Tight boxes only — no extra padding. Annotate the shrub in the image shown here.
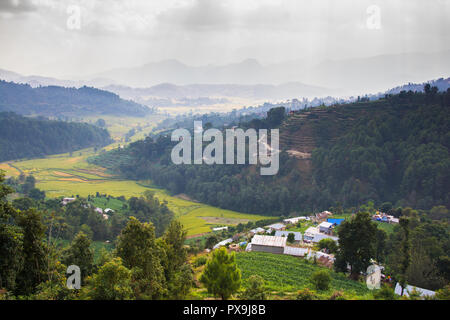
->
[329,290,346,300]
[296,288,317,300]
[372,285,397,300]
[240,275,267,300]
[193,256,208,268]
[310,270,331,291]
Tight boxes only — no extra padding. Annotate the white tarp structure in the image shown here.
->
[394,283,436,297]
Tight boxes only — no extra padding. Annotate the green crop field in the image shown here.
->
[235,251,371,298]
[1,136,268,236]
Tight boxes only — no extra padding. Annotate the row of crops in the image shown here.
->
[235,251,370,296]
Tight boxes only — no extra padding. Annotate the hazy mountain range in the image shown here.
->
[1,51,449,108]
[93,51,450,94]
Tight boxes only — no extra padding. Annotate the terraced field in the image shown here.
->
[1,146,267,236]
[235,251,371,298]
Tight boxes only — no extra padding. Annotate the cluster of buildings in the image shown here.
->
[60,197,112,220]
[246,234,335,266]
[372,212,399,224]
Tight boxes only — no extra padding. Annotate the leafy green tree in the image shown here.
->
[62,232,94,283]
[12,197,36,211]
[334,212,378,278]
[317,238,338,254]
[398,217,411,296]
[240,275,267,300]
[82,257,133,300]
[287,232,295,244]
[116,217,166,299]
[310,270,331,291]
[161,220,193,299]
[205,235,218,249]
[200,247,242,300]
[0,172,24,292]
[15,209,47,295]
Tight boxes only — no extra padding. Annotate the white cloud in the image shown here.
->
[0,0,449,77]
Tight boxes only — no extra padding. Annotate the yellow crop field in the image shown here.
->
[1,138,268,236]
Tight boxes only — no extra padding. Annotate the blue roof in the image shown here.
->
[327,218,345,226]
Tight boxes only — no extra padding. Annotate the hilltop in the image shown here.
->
[89,87,450,215]
[0,80,153,117]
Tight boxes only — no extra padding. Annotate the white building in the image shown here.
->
[394,283,436,298]
[318,221,334,234]
[213,238,233,250]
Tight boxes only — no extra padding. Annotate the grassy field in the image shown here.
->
[1,143,267,236]
[234,251,371,299]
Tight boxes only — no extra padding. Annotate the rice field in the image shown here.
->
[1,144,267,236]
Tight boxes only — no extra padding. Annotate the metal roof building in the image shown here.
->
[213,238,233,250]
[250,235,286,254]
[265,223,286,231]
[275,231,302,242]
[283,246,308,257]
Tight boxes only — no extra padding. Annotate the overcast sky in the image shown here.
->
[0,0,449,78]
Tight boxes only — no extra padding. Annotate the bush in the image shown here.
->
[436,285,450,300]
[372,285,397,300]
[310,270,331,291]
[296,288,317,300]
[193,256,208,268]
[329,290,346,300]
[240,275,267,300]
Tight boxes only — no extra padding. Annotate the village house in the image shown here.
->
[372,213,399,224]
[250,235,286,254]
[61,197,76,206]
[283,246,308,257]
[213,238,233,250]
[212,226,228,232]
[311,233,339,244]
[318,221,334,234]
[303,226,339,243]
[275,231,302,243]
[249,227,265,235]
[265,223,286,233]
[283,216,308,225]
[315,210,333,221]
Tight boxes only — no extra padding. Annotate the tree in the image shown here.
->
[240,275,267,300]
[334,212,378,278]
[0,172,24,292]
[317,238,338,254]
[310,270,331,291]
[116,217,166,299]
[15,209,47,295]
[398,217,411,296]
[161,220,193,299]
[200,247,242,300]
[62,231,94,283]
[82,258,133,300]
[287,232,295,244]
[28,188,45,201]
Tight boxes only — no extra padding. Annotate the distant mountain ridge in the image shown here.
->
[0,80,153,117]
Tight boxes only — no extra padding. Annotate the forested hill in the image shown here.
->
[0,80,153,117]
[89,87,450,216]
[0,112,113,162]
